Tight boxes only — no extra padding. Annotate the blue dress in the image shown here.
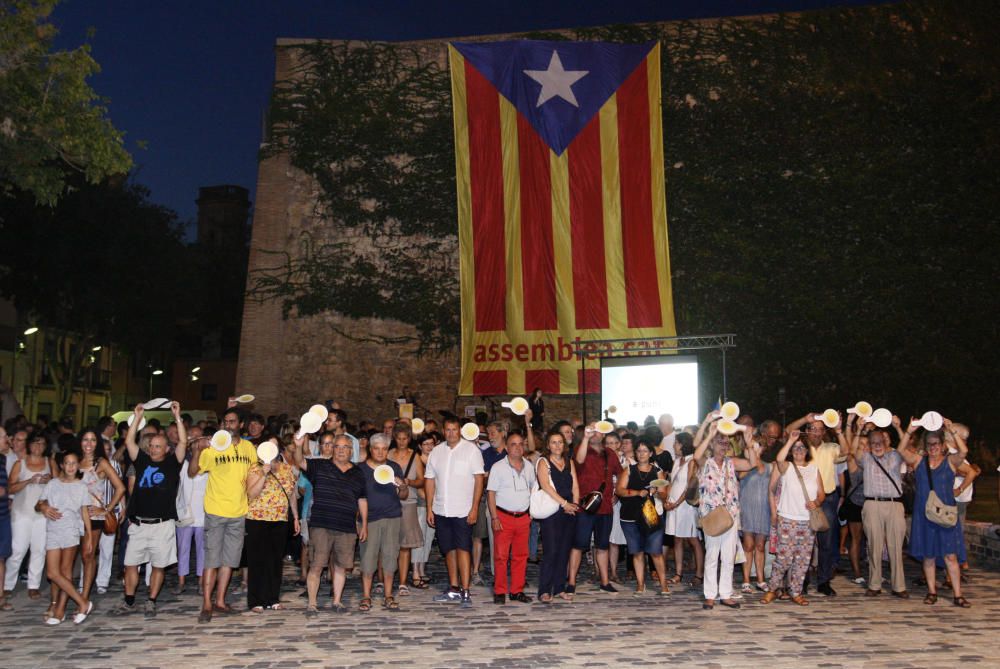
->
[909,458,963,560]
[739,463,771,536]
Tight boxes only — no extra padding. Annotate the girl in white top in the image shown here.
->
[36,451,94,625]
[762,431,825,606]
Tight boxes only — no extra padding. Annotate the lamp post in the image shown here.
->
[148,364,163,398]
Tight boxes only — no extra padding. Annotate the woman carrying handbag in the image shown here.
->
[761,430,825,606]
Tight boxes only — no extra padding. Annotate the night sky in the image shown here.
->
[51,0,891,232]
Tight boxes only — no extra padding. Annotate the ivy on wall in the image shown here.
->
[249,1,999,432]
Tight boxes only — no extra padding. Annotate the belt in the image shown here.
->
[497,507,529,518]
[864,497,899,502]
[129,516,167,525]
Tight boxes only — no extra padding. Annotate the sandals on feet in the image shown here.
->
[359,597,372,612]
[953,596,971,608]
[383,596,399,611]
[398,585,411,597]
[412,578,429,589]
[923,593,938,605]
[250,606,264,614]
[668,574,683,584]
[789,595,809,606]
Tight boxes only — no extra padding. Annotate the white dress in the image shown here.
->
[609,453,633,546]
[664,456,698,538]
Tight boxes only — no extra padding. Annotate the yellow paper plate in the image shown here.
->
[848,401,873,418]
[461,423,480,441]
[502,397,529,416]
[374,464,395,485]
[236,394,255,404]
[720,401,740,421]
[211,430,232,451]
[411,418,425,435]
[595,420,615,434]
[718,420,741,435]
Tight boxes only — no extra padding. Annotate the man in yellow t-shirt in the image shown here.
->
[189,406,256,622]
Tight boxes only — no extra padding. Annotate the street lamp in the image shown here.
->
[148,365,164,398]
[23,326,38,336]
[191,366,201,373]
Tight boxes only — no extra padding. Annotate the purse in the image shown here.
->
[923,458,958,528]
[529,458,561,520]
[682,458,700,506]
[792,464,829,532]
[91,492,118,536]
[581,451,610,515]
[700,460,734,537]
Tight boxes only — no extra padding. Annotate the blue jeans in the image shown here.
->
[816,489,840,585]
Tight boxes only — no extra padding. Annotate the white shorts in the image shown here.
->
[124,519,178,568]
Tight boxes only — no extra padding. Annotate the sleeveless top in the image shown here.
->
[619,463,662,522]
[398,451,418,506]
[11,458,51,517]
[543,457,573,501]
[81,462,108,520]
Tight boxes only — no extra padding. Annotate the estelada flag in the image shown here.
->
[449,40,676,396]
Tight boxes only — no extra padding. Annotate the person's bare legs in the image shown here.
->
[457,549,472,589]
[673,539,685,579]
[48,548,87,619]
[445,549,459,588]
[848,522,863,579]
[149,567,165,600]
[632,552,646,591]
[608,544,620,581]
[306,565,323,608]
[567,548,583,586]
[398,548,411,588]
[943,555,963,599]
[331,565,347,605]
[80,535,98,600]
[214,566,232,608]
[595,548,610,585]
[650,553,669,591]
[741,533,755,584]
[471,538,483,578]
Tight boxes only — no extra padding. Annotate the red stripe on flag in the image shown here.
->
[577,368,601,394]
[568,116,608,329]
[525,368,560,394]
[517,114,557,331]
[465,61,506,332]
[617,59,662,328]
[473,370,507,395]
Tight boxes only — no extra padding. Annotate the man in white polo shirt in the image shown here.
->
[486,430,534,605]
[425,417,485,608]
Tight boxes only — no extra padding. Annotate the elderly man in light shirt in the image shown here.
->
[486,430,535,605]
[425,417,485,608]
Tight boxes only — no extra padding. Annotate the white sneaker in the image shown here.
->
[97,586,108,595]
[852,576,866,585]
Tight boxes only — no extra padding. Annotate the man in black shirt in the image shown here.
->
[292,431,368,616]
[110,402,187,618]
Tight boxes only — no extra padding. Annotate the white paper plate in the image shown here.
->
[411,418,425,435]
[257,440,278,463]
[501,397,529,416]
[143,397,170,410]
[915,411,943,432]
[297,412,323,438]
[127,414,147,432]
[211,430,232,451]
[461,423,480,441]
[720,401,740,421]
[866,408,892,428]
[373,464,395,485]
[309,404,329,421]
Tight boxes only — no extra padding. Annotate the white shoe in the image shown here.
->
[44,616,64,626]
[73,601,94,624]
[97,586,108,595]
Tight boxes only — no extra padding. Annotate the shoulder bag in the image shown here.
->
[682,457,701,507]
[529,458,561,520]
[792,465,829,532]
[923,458,958,528]
[580,450,609,514]
[700,460,734,537]
[91,492,119,536]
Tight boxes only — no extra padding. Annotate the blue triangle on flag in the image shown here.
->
[452,40,656,156]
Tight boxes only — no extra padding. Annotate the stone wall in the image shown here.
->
[964,521,1000,570]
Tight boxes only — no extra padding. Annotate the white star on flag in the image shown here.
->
[524,50,588,108]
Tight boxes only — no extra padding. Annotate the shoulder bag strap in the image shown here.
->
[792,463,812,503]
[870,454,904,497]
[924,456,934,492]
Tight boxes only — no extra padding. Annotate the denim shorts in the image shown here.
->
[573,512,613,551]
[621,520,664,554]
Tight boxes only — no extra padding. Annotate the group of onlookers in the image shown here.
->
[0,396,984,626]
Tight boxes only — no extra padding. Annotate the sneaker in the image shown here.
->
[598,583,618,594]
[432,589,463,604]
[108,600,136,616]
[97,586,108,595]
[471,573,484,587]
[460,590,473,608]
[144,600,157,619]
[817,582,837,597]
[852,576,866,585]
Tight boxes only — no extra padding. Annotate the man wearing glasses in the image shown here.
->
[486,430,535,604]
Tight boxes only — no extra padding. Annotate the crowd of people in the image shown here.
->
[0,394,987,625]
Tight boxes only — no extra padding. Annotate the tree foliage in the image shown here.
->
[251,1,1000,432]
[0,0,132,205]
[0,179,185,416]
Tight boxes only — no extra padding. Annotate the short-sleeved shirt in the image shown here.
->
[128,451,182,520]
[810,441,842,494]
[486,456,536,513]
[482,446,506,474]
[360,461,403,522]
[247,462,297,522]
[198,438,257,518]
[859,450,905,499]
[425,440,485,518]
[40,478,88,536]
[304,459,366,533]
[575,447,622,515]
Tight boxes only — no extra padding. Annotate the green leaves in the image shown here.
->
[0,0,132,205]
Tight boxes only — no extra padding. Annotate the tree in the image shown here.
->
[0,179,185,418]
[0,0,132,205]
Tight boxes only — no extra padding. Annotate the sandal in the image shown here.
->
[691,575,704,586]
[359,597,372,612]
[373,583,384,596]
[789,595,809,606]
[719,599,741,609]
[398,585,411,597]
[741,582,754,594]
[668,574,683,584]
[250,606,264,614]
[0,598,11,611]
[382,596,399,611]
[412,578,429,590]
[304,606,319,618]
[558,591,574,602]
[332,602,347,613]
[268,603,285,610]
[952,596,971,608]
[702,599,715,610]
[923,593,938,605]
[761,591,778,605]
[539,594,553,604]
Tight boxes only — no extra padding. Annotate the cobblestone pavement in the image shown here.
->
[1,553,997,669]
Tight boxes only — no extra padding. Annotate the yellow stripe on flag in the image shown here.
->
[499,94,524,365]
[646,44,677,336]
[549,148,576,393]
[599,96,626,335]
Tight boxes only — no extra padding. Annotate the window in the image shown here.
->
[86,404,101,426]
[36,402,53,424]
[201,384,218,401]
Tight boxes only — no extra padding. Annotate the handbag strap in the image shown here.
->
[870,453,904,497]
[791,463,813,504]
[924,456,934,492]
